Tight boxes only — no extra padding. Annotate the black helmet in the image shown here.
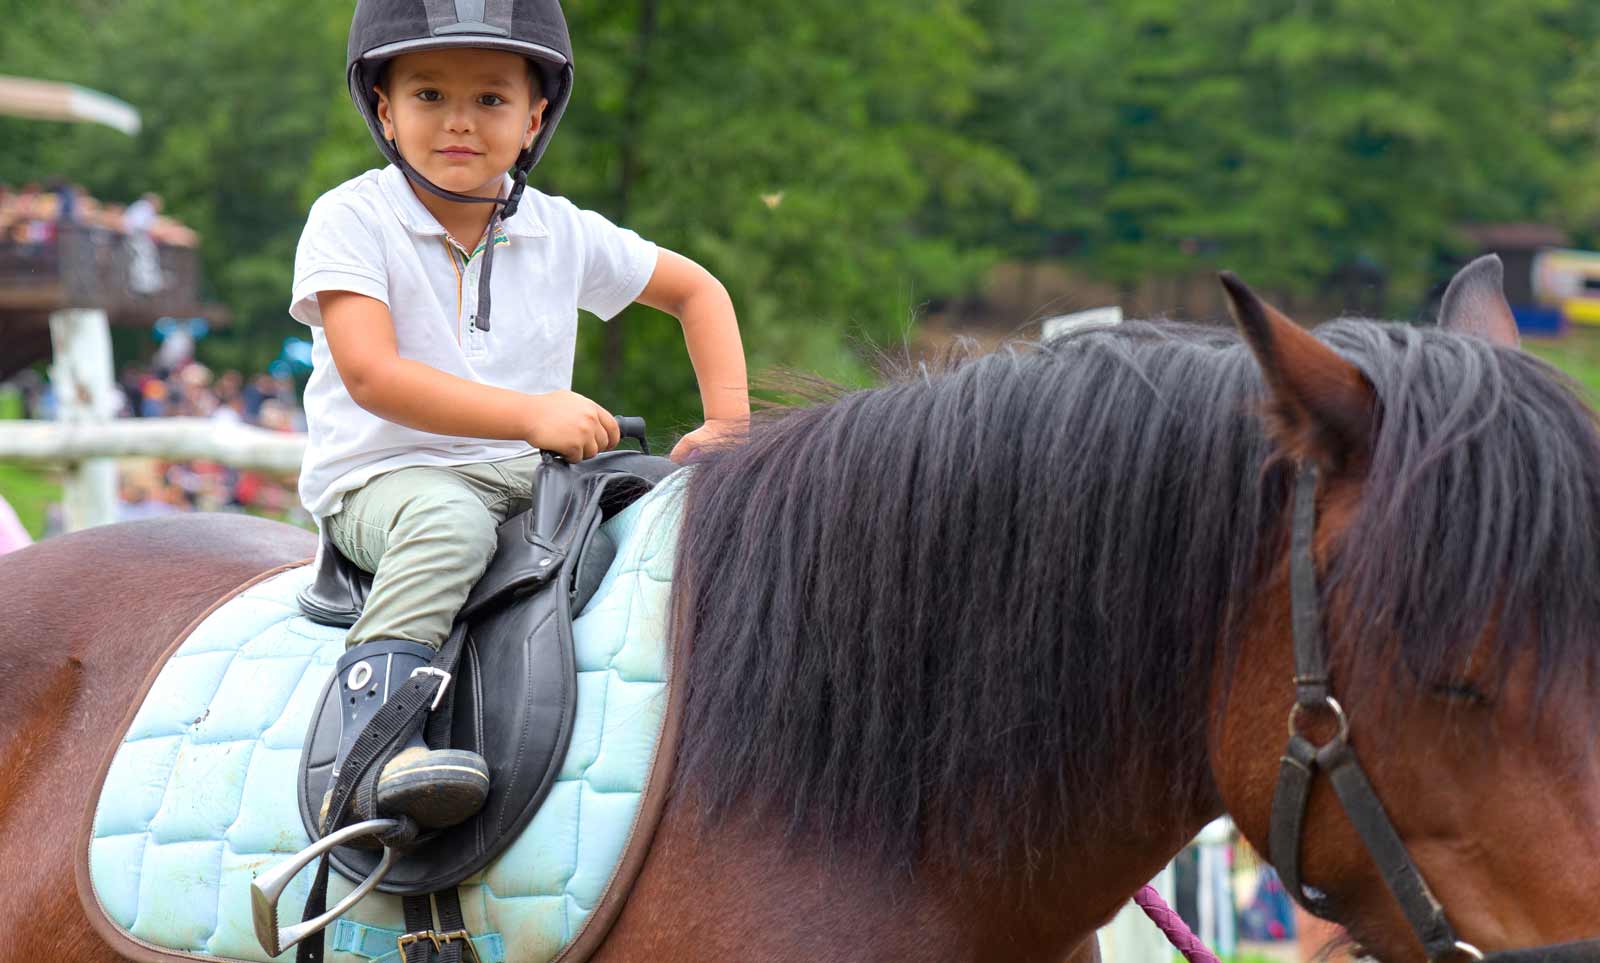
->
[346,0,574,217]
[346,0,574,332]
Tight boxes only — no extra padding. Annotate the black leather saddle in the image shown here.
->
[293,449,678,893]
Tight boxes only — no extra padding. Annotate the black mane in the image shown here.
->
[670,319,1600,869]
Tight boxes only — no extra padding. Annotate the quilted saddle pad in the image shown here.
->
[82,479,683,963]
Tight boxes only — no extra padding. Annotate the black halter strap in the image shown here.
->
[1268,468,1600,963]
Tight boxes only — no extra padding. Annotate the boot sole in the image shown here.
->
[319,748,490,838]
[377,747,490,829]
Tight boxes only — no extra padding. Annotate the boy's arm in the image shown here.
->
[635,249,750,458]
[320,290,620,461]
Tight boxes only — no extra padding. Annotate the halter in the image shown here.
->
[1269,468,1600,962]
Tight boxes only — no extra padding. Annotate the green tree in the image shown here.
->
[4,0,1030,434]
[967,0,1589,311]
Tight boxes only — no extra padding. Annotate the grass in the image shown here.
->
[0,461,61,540]
[1524,327,1600,401]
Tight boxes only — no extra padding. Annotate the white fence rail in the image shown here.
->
[0,419,306,473]
[1,306,311,530]
[0,418,306,530]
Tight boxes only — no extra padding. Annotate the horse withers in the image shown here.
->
[2,260,1597,962]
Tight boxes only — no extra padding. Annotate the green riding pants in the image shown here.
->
[324,452,542,650]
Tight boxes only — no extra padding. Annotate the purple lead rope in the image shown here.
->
[1134,884,1222,963]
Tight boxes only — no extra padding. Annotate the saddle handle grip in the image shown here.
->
[615,416,649,455]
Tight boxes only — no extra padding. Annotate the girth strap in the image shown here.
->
[399,890,472,963]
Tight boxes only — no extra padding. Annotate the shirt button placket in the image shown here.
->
[463,255,485,358]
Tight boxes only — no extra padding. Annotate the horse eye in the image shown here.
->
[1432,681,1492,706]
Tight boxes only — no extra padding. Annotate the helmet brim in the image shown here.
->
[360,36,568,68]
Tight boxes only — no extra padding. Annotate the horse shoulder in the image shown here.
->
[0,513,314,805]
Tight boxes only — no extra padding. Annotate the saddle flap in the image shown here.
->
[461,456,658,619]
[298,532,369,628]
[297,453,676,893]
[298,591,576,893]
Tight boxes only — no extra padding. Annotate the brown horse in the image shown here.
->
[4,266,1598,962]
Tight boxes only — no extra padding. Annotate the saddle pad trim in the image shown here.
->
[73,560,314,963]
[551,618,687,963]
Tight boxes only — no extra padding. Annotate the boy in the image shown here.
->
[291,0,748,832]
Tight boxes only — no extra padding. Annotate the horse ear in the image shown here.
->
[1438,254,1519,347]
[1219,272,1376,472]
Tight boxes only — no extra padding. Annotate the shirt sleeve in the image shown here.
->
[575,207,658,322]
[289,194,390,327]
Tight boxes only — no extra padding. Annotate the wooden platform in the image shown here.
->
[0,225,226,378]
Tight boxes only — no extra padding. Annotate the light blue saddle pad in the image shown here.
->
[86,480,682,963]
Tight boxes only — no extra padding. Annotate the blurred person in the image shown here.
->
[94,202,126,233]
[257,398,295,432]
[242,373,277,418]
[11,183,53,252]
[0,492,32,555]
[215,370,244,405]
[211,396,245,425]
[139,379,169,418]
[124,192,164,293]
[118,476,179,521]
[0,184,16,234]
[153,216,199,248]
[12,370,43,419]
[151,320,198,375]
[118,364,152,417]
[48,177,78,224]
[289,0,747,829]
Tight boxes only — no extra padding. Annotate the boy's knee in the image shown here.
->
[393,490,498,562]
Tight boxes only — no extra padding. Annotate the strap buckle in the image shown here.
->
[397,928,482,963]
[409,666,453,711]
[1286,694,1350,749]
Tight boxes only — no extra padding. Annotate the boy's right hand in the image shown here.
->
[526,390,620,462]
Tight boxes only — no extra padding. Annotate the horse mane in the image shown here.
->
[670,319,1600,870]
[1316,321,1600,715]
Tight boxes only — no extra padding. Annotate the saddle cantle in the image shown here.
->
[294,449,677,895]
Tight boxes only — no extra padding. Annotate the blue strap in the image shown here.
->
[331,920,506,963]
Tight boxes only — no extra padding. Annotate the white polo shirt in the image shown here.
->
[289,165,657,518]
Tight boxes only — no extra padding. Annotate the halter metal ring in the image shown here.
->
[1287,695,1351,747]
[1450,942,1485,962]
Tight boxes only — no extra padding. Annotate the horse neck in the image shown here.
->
[608,778,1222,962]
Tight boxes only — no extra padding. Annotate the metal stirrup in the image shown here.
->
[250,817,402,956]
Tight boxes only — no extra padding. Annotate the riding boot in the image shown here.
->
[322,639,490,831]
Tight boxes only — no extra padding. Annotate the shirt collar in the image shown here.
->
[379,164,548,238]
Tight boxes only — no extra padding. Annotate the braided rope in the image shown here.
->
[1133,884,1222,963]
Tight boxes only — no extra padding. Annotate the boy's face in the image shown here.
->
[375,48,548,198]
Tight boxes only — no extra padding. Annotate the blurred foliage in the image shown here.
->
[0,461,57,538]
[967,0,1600,299]
[5,0,1600,429]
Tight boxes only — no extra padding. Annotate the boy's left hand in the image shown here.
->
[670,418,746,463]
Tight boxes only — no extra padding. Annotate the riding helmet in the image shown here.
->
[346,0,574,215]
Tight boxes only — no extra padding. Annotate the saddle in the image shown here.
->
[292,448,676,895]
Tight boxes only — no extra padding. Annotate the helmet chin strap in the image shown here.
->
[388,135,533,332]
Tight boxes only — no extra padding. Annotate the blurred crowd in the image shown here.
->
[1,181,198,248]
[5,358,307,528]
